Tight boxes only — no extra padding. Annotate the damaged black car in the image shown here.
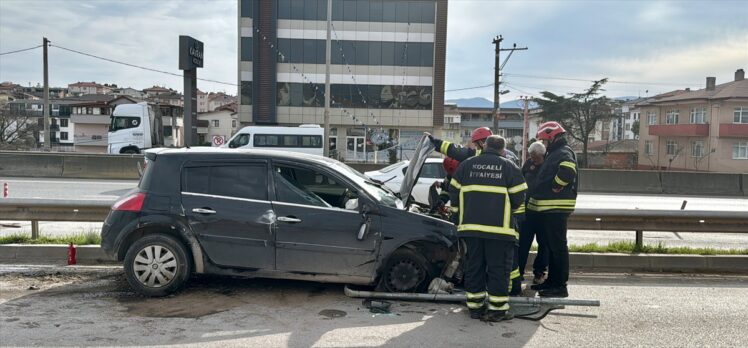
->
[100,136,462,297]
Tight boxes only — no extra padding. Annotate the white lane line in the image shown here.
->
[1,179,137,185]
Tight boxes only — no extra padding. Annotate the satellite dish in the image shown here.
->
[512,136,522,144]
[514,143,523,152]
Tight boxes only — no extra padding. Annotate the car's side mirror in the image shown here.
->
[345,198,359,211]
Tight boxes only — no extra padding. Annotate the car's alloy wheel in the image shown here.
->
[132,245,177,288]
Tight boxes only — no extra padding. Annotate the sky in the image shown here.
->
[1,0,746,101]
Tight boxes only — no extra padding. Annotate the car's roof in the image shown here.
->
[148,147,339,166]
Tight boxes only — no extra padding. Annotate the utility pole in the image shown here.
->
[323,0,332,158]
[43,37,50,151]
[521,96,530,164]
[491,35,527,134]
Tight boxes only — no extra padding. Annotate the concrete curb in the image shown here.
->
[1,245,746,274]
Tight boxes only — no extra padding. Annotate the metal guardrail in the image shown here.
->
[1,199,747,245]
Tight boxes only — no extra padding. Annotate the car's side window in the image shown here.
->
[183,165,267,200]
[421,163,443,179]
[273,165,354,209]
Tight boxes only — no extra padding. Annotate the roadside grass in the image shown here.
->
[1,233,746,255]
[537,241,748,255]
[0,232,101,245]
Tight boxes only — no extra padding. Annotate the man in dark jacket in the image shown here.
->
[450,135,527,322]
[518,141,549,285]
[527,122,578,298]
[427,127,520,166]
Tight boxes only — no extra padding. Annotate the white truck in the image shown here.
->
[108,102,166,154]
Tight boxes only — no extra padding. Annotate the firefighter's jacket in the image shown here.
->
[449,150,527,241]
[431,137,520,166]
[527,137,578,213]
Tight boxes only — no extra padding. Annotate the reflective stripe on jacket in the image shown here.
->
[449,151,527,241]
[528,137,578,213]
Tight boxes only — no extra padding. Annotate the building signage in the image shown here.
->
[179,36,204,70]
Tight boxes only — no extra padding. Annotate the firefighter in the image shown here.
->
[431,157,460,221]
[518,141,550,285]
[527,122,578,298]
[449,135,527,322]
[426,127,520,166]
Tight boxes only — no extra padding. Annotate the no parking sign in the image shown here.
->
[212,135,226,147]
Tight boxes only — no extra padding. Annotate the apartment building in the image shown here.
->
[238,0,447,161]
[68,82,112,96]
[197,104,239,145]
[71,95,137,153]
[7,99,77,149]
[638,69,748,173]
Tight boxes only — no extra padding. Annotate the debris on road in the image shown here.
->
[363,299,392,314]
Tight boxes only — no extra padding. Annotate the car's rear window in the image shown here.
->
[182,165,268,200]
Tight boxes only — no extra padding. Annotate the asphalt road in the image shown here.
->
[2,176,748,210]
[1,265,746,347]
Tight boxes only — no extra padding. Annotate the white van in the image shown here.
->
[225,124,324,156]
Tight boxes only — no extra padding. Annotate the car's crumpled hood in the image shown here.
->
[399,135,435,206]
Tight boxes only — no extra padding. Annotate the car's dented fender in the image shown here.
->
[112,214,206,273]
[375,206,458,271]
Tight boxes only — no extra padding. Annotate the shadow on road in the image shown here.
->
[0,269,552,346]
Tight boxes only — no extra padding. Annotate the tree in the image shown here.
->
[631,120,640,138]
[533,79,616,167]
[0,101,39,150]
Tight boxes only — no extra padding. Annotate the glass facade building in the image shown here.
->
[238,0,447,161]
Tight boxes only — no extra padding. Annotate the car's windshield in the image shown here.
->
[326,159,403,209]
[109,116,141,132]
[378,161,405,173]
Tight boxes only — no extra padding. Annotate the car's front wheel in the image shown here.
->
[380,249,435,293]
[123,234,192,297]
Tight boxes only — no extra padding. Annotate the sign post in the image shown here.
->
[179,35,203,147]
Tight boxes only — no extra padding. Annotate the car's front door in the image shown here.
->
[270,161,380,277]
[181,161,275,269]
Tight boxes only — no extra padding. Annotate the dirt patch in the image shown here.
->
[117,289,246,318]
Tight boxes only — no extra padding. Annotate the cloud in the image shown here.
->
[0,0,237,94]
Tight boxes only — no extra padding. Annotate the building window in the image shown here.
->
[644,140,653,155]
[691,141,704,158]
[666,140,678,155]
[241,81,252,105]
[665,110,678,124]
[648,111,657,125]
[241,37,253,62]
[240,0,253,18]
[278,0,327,21]
[60,119,69,127]
[232,119,237,128]
[734,107,748,124]
[60,132,68,141]
[212,120,220,127]
[325,84,431,110]
[625,123,631,131]
[332,0,435,24]
[690,107,706,124]
[733,142,748,159]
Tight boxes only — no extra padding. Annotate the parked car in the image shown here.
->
[365,158,446,205]
[100,139,459,297]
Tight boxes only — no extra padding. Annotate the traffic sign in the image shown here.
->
[512,136,522,144]
[212,135,225,147]
[514,143,523,152]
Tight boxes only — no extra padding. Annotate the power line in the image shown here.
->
[503,73,699,87]
[0,45,43,56]
[445,83,493,92]
[50,44,238,86]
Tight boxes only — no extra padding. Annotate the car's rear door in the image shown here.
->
[270,161,380,277]
[181,160,275,269]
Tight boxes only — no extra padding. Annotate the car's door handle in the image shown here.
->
[192,208,216,214]
[277,216,302,223]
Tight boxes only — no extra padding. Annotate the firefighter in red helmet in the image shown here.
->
[527,121,578,298]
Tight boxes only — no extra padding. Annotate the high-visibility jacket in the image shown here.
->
[527,137,578,213]
[430,137,520,166]
[449,151,527,241]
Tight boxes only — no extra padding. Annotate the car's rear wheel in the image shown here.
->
[123,234,192,297]
[381,249,435,293]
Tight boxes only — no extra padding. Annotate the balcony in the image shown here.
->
[649,124,709,137]
[719,124,748,138]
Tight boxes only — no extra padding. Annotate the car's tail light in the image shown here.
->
[112,192,146,212]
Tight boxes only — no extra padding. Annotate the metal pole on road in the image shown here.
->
[43,37,51,151]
